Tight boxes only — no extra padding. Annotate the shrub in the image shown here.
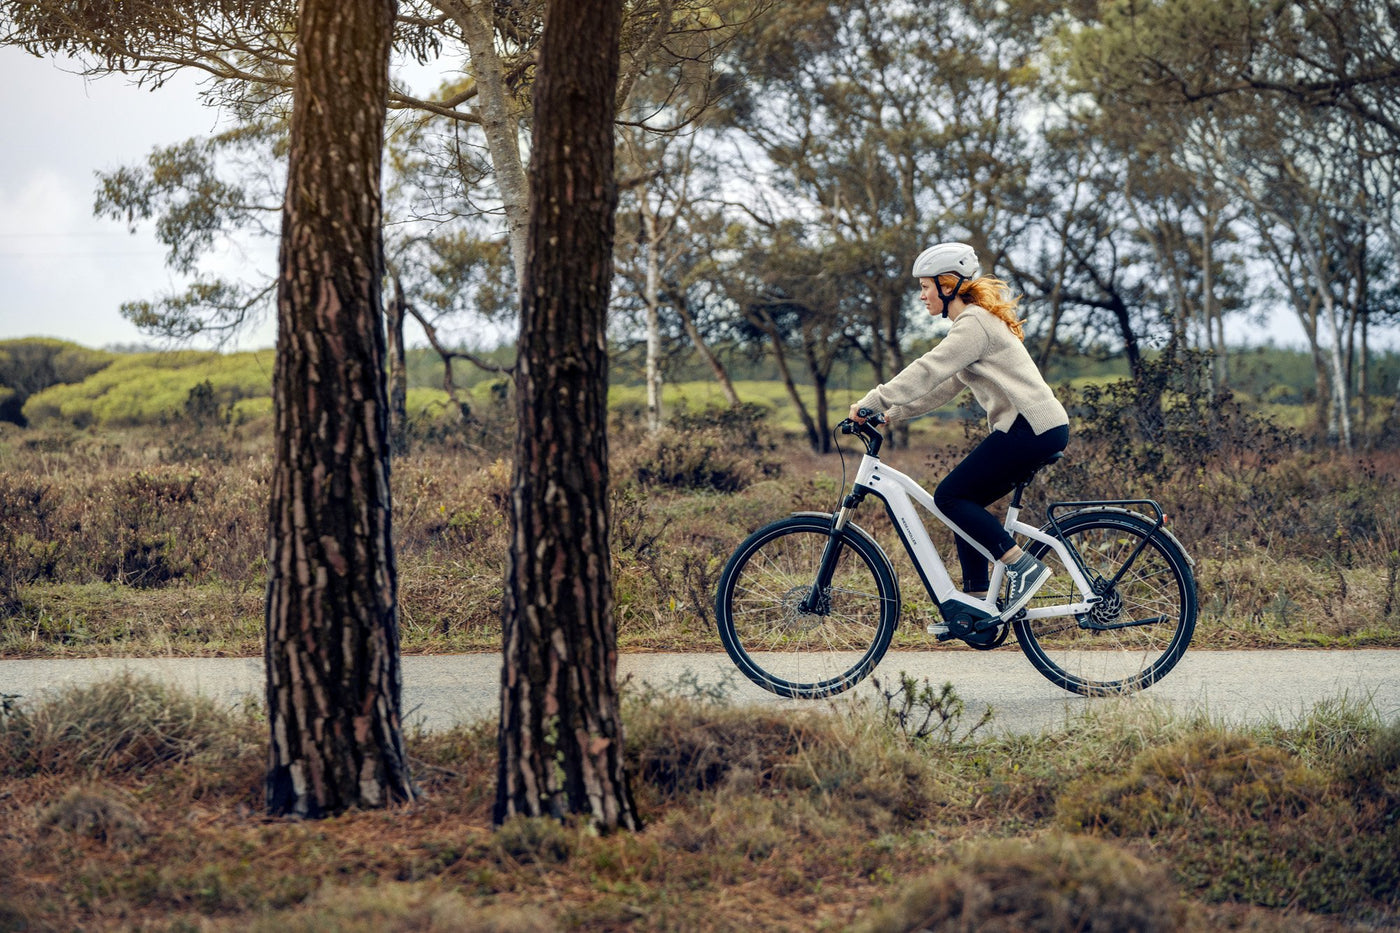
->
[40,784,148,848]
[855,833,1187,933]
[1057,731,1328,838]
[1057,728,1400,912]
[92,469,205,587]
[622,425,774,492]
[625,684,945,830]
[0,473,61,607]
[21,349,272,428]
[0,672,256,777]
[0,338,115,426]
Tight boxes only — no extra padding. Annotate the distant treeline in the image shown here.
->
[2,337,1396,430]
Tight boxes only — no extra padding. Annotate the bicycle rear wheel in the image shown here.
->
[714,514,900,699]
[1014,509,1196,696]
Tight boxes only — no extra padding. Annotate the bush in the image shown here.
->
[622,426,773,492]
[21,349,273,428]
[0,473,61,607]
[0,338,115,427]
[855,833,1188,932]
[1056,727,1400,912]
[0,672,256,777]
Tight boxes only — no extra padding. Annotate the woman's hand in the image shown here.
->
[849,405,890,425]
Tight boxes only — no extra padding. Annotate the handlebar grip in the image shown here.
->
[857,408,887,425]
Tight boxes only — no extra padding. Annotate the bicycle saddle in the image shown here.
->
[1013,450,1064,487]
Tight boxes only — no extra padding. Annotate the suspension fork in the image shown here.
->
[798,491,866,615]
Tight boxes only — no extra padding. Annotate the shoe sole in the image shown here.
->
[1000,565,1051,620]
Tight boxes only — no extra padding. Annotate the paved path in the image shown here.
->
[3,649,1397,736]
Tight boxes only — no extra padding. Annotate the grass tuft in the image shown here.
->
[40,784,148,848]
[0,670,258,776]
[855,833,1188,933]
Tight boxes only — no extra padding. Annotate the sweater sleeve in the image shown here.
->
[884,375,965,424]
[856,314,989,419]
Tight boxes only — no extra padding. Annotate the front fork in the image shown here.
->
[798,492,865,615]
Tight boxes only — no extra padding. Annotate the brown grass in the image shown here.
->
[2,421,1399,658]
[1,675,1394,931]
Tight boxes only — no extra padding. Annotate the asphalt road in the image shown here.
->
[2,648,1397,736]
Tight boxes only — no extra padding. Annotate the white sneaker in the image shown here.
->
[1002,553,1051,618]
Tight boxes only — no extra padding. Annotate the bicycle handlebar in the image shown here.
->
[837,409,885,456]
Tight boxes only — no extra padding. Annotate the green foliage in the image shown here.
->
[22,348,274,427]
[0,338,115,426]
[1064,348,1297,487]
[868,672,993,746]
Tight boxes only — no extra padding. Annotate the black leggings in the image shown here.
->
[933,416,1069,593]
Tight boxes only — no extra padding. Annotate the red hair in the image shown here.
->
[937,274,1025,341]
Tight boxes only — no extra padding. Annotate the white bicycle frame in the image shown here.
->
[838,450,1100,622]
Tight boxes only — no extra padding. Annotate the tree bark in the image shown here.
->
[495,0,639,832]
[641,185,665,433]
[387,272,410,455]
[451,0,531,290]
[264,0,414,818]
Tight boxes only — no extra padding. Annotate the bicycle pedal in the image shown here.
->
[928,618,975,642]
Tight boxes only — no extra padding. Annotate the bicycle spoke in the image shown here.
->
[1015,512,1196,695]
[716,518,899,698]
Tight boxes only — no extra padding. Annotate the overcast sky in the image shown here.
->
[0,45,283,351]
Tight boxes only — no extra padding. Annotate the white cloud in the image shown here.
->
[0,46,235,349]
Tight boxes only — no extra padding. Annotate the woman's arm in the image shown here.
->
[855,313,988,416]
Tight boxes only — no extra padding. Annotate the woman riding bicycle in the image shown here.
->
[849,242,1069,619]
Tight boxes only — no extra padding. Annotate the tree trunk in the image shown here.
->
[454,0,531,290]
[387,272,410,456]
[264,0,414,818]
[674,294,741,408]
[641,189,664,433]
[495,0,639,833]
[752,307,820,451]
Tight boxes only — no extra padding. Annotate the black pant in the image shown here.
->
[933,416,1069,593]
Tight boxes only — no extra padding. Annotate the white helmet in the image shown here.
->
[911,243,981,318]
[911,242,981,280]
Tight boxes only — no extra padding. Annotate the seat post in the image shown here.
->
[1009,481,1029,510]
[1009,451,1064,510]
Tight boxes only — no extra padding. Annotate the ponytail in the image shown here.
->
[937,274,1025,340]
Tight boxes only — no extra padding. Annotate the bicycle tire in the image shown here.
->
[714,514,900,699]
[1013,508,1196,696]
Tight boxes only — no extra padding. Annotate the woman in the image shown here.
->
[849,242,1069,618]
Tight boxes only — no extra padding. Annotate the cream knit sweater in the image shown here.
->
[855,305,1068,434]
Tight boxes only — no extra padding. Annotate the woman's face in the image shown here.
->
[919,276,966,319]
[918,277,938,315]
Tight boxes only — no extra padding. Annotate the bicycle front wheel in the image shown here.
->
[1014,509,1196,696]
[715,514,900,699]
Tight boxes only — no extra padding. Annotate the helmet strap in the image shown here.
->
[936,274,967,319]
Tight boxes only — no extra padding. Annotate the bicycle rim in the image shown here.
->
[715,517,899,699]
[1015,511,1196,696]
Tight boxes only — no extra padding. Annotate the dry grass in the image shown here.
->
[2,422,1399,658]
[1,675,1396,931]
